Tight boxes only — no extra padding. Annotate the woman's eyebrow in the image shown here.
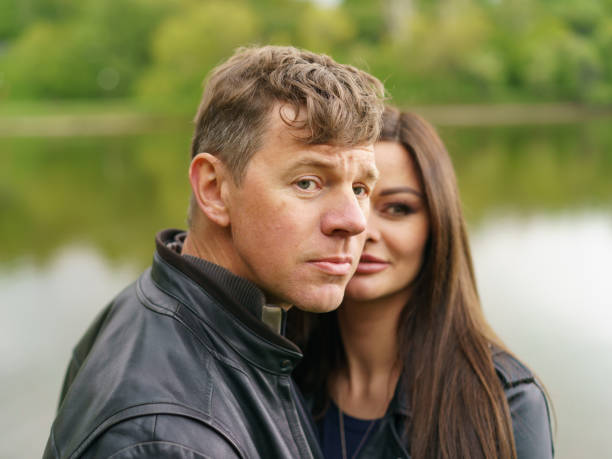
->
[379,186,423,198]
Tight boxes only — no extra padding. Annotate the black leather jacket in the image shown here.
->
[44,229,323,459]
[316,349,554,458]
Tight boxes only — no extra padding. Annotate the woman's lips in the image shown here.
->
[309,256,353,276]
[355,254,389,274]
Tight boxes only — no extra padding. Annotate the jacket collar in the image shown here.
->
[387,372,411,418]
[151,229,302,374]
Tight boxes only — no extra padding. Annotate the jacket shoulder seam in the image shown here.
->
[138,271,251,378]
[136,276,178,316]
[69,403,244,459]
[107,440,234,459]
[492,350,535,387]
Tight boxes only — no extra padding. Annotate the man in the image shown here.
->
[44,46,384,458]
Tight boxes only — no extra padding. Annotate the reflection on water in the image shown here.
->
[1,121,611,267]
[443,121,612,220]
[1,121,611,458]
[0,130,193,267]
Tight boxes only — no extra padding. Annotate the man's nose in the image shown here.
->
[320,190,367,237]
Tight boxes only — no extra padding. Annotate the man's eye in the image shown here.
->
[296,179,317,191]
[353,185,368,197]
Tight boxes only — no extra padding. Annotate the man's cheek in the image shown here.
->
[360,199,371,217]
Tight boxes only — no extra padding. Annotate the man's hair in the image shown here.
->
[188,45,385,226]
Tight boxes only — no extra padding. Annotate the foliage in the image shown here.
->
[295,5,356,56]
[137,1,259,107]
[1,0,172,98]
[1,0,612,105]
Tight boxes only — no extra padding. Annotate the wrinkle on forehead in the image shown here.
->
[258,104,378,182]
[292,144,378,181]
[270,103,376,151]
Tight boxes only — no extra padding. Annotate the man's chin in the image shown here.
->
[289,287,345,313]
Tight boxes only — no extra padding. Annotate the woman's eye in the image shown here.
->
[296,179,317,191]
[384,203,414,216]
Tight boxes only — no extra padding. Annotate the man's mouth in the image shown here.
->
[309,256,353,276]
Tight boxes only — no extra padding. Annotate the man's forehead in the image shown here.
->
[265,104,308,143]
[288,145,378,180]
[259,104,378,179]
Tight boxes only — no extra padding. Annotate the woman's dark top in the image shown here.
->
[317,400,382,459]
[308,349,554,459]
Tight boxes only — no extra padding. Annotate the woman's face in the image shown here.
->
[344,140,429,303]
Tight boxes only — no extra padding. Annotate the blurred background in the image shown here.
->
[1,0,611,457]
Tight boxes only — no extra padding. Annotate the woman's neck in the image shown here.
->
[331,291,408,419]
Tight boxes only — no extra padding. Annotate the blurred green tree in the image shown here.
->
[2,22,107,98]
[295,4,357,57]
[1,0,612,105]
[137,0,260,108]
[0,0,80,39]
[1,0,172,98]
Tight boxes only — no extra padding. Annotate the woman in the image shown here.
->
[289,107,554,459]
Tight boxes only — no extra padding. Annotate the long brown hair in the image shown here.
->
[289,107,517,458]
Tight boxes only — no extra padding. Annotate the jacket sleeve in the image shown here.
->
[493,349,554,459]
[58,303,115,407]
[79,414,243,459]
[505,381,554,459]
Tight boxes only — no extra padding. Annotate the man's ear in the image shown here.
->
[189,153,231,227]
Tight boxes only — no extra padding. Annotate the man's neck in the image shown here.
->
[182,227,293,311]
[183,226,238,273]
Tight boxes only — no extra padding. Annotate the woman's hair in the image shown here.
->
[288,106,517,459]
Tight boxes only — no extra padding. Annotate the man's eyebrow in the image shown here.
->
[379,186,423,198]
[290,157,339,169]
[363,165,379,184]
[288,156,379,182]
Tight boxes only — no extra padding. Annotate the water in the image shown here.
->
[473,213,612,458]
[0,247,137,458]
[1,121,610,458]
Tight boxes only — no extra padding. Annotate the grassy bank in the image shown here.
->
[0,100,192,137]
[1,100,612,137]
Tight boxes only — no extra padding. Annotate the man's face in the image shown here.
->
[223,108,378,312]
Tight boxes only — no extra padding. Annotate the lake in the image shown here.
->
[1,118,610,458]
